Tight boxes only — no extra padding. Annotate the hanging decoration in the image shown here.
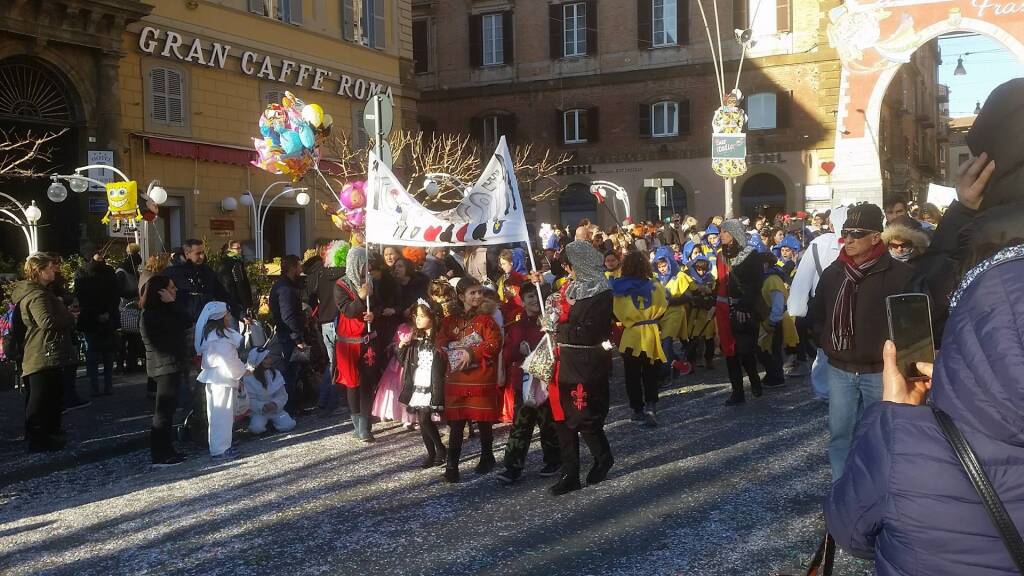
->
[711,90,749,179]
[251,91,332,182]
[101,180,143,232]
[328,180,368,233]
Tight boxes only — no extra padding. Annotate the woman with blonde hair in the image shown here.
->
[12,253,77,451]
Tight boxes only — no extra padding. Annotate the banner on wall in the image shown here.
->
[365,136,530,247]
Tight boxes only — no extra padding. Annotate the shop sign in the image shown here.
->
[210,219,236,232]
[87,151,115,192]
[712,134,747,160]
[138,26,393,102]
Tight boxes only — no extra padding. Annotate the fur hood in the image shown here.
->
[881,221,930,253]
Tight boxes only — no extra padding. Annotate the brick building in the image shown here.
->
[413,0,844,226]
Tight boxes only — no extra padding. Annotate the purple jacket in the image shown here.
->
[826,250,1024,576]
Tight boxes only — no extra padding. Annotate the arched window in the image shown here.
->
[645,185,686,221]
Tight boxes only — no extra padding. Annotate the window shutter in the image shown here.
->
[289,0,303,24]
[638,0,653,49]
[549,4,563,60]
[734,0,747,30]
[470,116,484,143]
[413,20,429,73]
[167,69,183,125]
[342,0,354,40]
[248,0,265,15]
[679,99,691,134]
[589,107,600,142]
[556,109,565,144]
[373,0,386,48]
[502,12,514,65]
[265,90,286,107]
[150,68,168,123]
[638,103,651,137]
[469,14,483,67]
[776,90,792,129]
[580,108,593,142]
[500,114,517,147]
[586,1,598,55]
[677,0,690,44]
[776,0,791,32]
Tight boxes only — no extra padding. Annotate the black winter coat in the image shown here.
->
[141,302,192,377]
[74,260,120,335]
[397,337,446,409]
[217,255,253,313]
[163,261,236,322]
[724,251,765,355]
[314,267,345,323]
[270,276,304,342]
[812,252,914,373]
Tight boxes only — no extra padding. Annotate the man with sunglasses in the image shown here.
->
[810,203,914,480]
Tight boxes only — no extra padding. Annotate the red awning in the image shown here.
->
[147,137,256,167]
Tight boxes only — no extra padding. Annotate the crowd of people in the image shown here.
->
[8,77,1024,576]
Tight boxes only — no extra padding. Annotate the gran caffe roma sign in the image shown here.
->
[138,26,393,102]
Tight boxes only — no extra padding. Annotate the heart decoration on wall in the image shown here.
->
[821,161,836,175]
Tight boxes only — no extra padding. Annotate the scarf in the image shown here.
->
[610,276,655,309]
[564,240,610,300]
[831,242,887,351]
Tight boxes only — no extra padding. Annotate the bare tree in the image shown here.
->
[0,128,68,179]
[317,130,571,207]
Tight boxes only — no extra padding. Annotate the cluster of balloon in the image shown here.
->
[252,91,333,182]
[329,180,368,232]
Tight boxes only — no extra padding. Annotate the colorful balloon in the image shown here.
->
[302,104,324,127]
[280,130,302,156]
[299,125,315,148]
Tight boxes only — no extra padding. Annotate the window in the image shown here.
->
[412,19,430,74]
[264,89,286,108]
[645,185,687,220]
[342,0,385,48]
[249,0,302,25]
[148,66,186,128]
[652,101,678,137]
[351,104,369,148]
[748,0,776,37]
[958,152,970,168]
[481,115,500,151]
[563,109,589,144]
[653,0,677,46]
[747,92,777,130]
[734,0,789,34]
[483,14,504,65]
[563,3,587,57]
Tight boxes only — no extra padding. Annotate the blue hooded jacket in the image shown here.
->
[703,224,721,249]
[770,234,802,261]
[748,232,769,254]
[826,248,1024,576]
[653,246,679,286]
[686,253,713,286]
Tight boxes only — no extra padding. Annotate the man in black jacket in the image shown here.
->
[75,246,121,396]
[163,239,237,324]
[217,240,253,316]
[811,203,914,479]
[270,255,306,405]
[717,219,766,406]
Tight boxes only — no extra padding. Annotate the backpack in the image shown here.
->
[0,302,27,363]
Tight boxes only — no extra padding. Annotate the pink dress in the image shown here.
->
[372,324,417,424]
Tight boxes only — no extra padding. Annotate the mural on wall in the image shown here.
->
[827,0,924,73]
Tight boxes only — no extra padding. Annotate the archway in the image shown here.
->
[558,182,597,230]
[0,56,81,258]
[827,3,1024,205]
[643,184,687,222]
[739,172,786,221]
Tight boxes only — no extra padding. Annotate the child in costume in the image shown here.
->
[372,323,417,426]
[398,300,447,468]
[195,301,248,459]
[243,347,296,434]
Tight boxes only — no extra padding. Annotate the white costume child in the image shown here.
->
[195,302,248,458]
[242,347,296,434]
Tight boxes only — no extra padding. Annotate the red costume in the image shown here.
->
[334,279,379,389]
[438,312,502,422]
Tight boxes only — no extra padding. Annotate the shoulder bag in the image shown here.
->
[932,406,1024,574]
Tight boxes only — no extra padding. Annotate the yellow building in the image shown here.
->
[0,0,415,259]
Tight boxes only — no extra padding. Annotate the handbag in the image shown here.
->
[523,334,555,384]
[775,532,835,576]
[932,406,1024,574]
[119,300,141,334]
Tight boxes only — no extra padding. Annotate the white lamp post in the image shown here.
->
[241,181,310,261]
[0,193,43,255]
[589,180,632,223]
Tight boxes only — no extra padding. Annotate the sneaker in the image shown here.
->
[538,463,561,478]
[62,399,92,414]
[403,422,416,431]
[643,410,658,427]
[786,361,809,377]
[630,410,645,422]
[152,454,186,468]
[672,360,693,376]
[496,468,522,485]
[211,448,238,460]
[724,395,745,406]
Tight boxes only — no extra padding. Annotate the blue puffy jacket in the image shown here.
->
[826,249,1024,576]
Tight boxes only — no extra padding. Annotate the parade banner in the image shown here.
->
[365,136,530,247]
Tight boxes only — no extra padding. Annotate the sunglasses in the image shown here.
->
[888,242,910,251]
[840,228,874,240]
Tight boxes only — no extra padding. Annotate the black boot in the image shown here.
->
[443,466,460,483]
[474,423,495,474]
[433,446,447,467]
[724,394,745,406]
[549,470,582,496]
[584,432,614,485]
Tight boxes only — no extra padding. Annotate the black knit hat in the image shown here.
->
[844,203,884,232]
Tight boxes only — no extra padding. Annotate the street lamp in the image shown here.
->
[421,172,473,198]
[954,57,966,76]
[0,193,43,254]
[241,181,311,261]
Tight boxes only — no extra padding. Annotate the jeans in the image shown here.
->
[318,322,339,411]
[810,348,830,400]
[827,362,882,480]
[84,332,114,394]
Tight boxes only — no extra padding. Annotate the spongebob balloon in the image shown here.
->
[102,180,142,232]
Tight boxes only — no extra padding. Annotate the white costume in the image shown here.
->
[786,206,848,400]
[195,302,247,457]
[242,348,296,434]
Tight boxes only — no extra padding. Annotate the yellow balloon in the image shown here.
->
[302,103,324,127]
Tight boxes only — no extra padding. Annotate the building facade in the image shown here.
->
[413,0,844,226]
[0,0,414,260]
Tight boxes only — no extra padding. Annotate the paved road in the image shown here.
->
[0,365,873,576]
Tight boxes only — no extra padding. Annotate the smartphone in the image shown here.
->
[886,293,936,379]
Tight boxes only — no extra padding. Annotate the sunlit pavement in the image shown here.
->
[0,366,873,576]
